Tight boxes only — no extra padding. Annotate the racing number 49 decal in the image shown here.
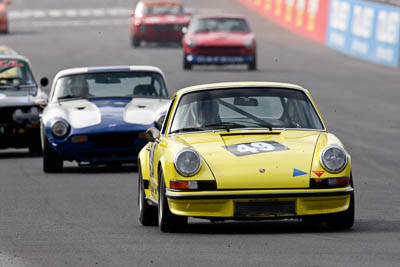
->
[224,141,289,156]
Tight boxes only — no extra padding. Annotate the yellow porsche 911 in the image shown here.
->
[137,82,354,232]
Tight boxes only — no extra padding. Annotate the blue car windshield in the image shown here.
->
[170,87,324,133]
[53,71,169,101]
[0,59,37,96]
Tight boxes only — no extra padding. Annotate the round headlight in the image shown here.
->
[244,39,254,48]
[186,38,196,48]
[320,145,348,173]
[174,148,201,176]
[51,120,69,138]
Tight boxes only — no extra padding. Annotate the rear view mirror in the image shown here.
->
[233,97,258,106]
[95,76,121,84]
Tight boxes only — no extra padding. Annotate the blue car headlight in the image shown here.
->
[320,145,348,173]
[174,148,201,177]
[51,120,70,139]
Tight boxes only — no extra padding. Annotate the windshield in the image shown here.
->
[52,71,168,101]
[0,59,37,96]
[144,4,183,15]
[189,18,250,33]
[169,88,324,133]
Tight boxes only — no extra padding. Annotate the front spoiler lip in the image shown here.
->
[166,187,354,200]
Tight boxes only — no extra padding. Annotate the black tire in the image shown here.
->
[183,55,192,70]
[326,193,355,230]
[0,21,8,34]
[132,35,141,47]
[158,169,188,232]
[29,139,43,155]
[248,57,257,71]
[43,136,63,173]
[138,166,158,226]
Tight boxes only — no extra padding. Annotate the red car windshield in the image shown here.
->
[144,4,184,15]
[189,18,250,33]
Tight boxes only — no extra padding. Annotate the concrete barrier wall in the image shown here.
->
[238,0,330,43]
[238,0,400,67]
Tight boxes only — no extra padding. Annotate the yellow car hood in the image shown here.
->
[177,130,321,189]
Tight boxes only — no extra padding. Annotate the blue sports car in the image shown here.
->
[38,66,170,172]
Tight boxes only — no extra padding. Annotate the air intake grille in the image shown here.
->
[90,132,138,148]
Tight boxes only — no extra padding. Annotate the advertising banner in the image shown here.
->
[326,0,400,67]
[238,0,330,43]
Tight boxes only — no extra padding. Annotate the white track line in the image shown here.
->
[9,8,130,20]
[9,7,220,20]
[11,18,129,28]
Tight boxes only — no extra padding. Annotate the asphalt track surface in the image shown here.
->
[1,0,400,266]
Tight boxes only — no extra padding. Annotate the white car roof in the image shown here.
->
[53,65,164,80]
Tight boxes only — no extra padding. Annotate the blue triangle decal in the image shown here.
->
[293,168,308,177]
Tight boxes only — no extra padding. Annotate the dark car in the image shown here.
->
[0,54,48,153]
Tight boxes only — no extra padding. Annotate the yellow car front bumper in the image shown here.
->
[166,187,353,218]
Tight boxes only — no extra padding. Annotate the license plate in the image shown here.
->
[234,200,296,217]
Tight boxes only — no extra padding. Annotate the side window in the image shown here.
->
[161,97,176,135]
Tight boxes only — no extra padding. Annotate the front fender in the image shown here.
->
[310,132,351,179]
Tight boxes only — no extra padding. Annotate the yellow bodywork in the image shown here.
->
[138,82,353,219]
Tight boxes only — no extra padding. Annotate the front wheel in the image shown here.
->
[183,55,192,70]
[326,193,355,230]
[138,166,158,226]
[29,138,42,155]
[248,57,257,71]
[132,35,141,47]
[158,169,188,232]
[43,136,63,173]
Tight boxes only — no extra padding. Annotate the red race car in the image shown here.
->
[0,0,11,34]
[182,14,257,71]
[130,1,190,47]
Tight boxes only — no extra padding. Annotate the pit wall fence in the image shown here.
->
[237,0,400,67]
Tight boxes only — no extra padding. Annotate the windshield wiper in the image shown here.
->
[219,100,273,131]
[170,127,205,134]
[204,122,247,132]
[244,121,273,131]
[57,95,87,101]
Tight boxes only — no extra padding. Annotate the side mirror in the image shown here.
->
[146,127,160,143]
[35,98,47,107]
[130,11,135,17]
[182,27,188,34]
[155,114,166,130]
[40,77,49,87]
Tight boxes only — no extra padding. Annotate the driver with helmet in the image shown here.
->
[194,99,221,127]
